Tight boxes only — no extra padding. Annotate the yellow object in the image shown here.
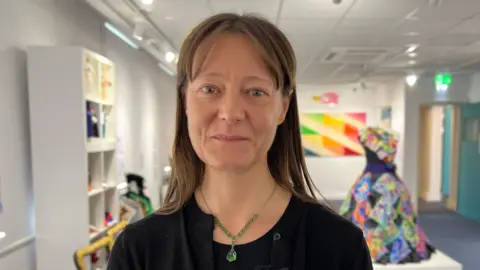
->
[73,236,113,270]
[106,220,128,250]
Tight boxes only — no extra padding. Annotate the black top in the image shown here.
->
[214,232,275,270]
[107,195,373,270]
[213,197,293,270]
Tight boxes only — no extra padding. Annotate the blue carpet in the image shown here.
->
[419,211,480,270]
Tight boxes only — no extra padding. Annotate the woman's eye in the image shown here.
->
[249,89,265,97]
[200,86,217,94]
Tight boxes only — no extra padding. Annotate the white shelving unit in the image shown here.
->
[27,46,120,270]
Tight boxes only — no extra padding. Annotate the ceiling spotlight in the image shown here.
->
[406,44,419,53]
[165,52,176,63]
[408,52,418,57]
[406,74,418,87]
[140,0,154,5]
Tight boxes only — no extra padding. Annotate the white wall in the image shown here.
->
[0,0,175,269]
[389,80,406,178]
[297,84,388,199]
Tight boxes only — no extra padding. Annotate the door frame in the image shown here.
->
[446,105,460,211]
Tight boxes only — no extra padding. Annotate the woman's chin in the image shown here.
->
[206,156,256,172]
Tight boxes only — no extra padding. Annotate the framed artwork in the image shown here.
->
[380,107,392,129]
[300,112,367,157]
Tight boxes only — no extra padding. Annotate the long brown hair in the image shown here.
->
[160,13,323,214]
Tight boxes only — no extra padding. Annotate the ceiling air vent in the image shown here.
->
[322,47,390,64]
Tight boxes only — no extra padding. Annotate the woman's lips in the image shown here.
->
[211,134,249,141]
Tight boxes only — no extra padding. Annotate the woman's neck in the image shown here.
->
[198,161,277,221]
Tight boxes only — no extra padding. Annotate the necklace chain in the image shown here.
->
[200,184,277,263]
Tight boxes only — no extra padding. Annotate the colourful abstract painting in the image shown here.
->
[300,112,367,157]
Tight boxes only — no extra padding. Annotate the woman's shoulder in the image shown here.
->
[301,198,364,240]
[121,209,183,241]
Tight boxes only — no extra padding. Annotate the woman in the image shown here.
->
[339,127,435,264]
[107,13,373,270]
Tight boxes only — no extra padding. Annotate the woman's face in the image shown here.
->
[185,33,290,172]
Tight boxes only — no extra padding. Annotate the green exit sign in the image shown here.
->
[435,73,452,86]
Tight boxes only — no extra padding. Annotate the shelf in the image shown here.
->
[86,138,116,153]
[88,184,118,197]
[85,95,114,106]
[28,47,119,270]
[88,188,104,197]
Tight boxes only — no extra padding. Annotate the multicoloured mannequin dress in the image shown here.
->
[339,127,435,264]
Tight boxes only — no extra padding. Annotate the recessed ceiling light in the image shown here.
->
[408,52,418,57]
[0,232,6,239]
[404,32,420,36]
[406,44,419,53]
[141,0,154,5]
[406,74,418,87]
[165,52,176,63]
[408,60,417,65]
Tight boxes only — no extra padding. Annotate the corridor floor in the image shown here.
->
[328,199,480,270]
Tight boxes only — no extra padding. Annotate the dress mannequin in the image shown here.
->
[339,127,435,264]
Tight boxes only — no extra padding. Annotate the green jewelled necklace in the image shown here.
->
[200,184,276,263]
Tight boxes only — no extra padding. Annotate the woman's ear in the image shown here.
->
[278,93,291,125]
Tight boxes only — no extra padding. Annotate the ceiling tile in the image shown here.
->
[281,0,354,19]
[288,36,326,71]
[451,15,480,34]
[278,19,337,37]
[426,33,480,46]
[149,0,212,20]
[209,0,280,20]
[347,0,419,19]
[336,18,400,35]
[152,18,205,49]
[415,0,480,20]
[299,61,345,84]
[375,34,428,47]
[391,18,459,36]
[329,34,380,47]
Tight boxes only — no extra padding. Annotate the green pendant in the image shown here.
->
[226,247,237,262]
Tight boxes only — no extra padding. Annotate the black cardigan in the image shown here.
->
[107,195,373,270]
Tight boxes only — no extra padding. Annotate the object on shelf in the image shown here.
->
[90,252,99,264]
[84,55,97,97]
[73,236,112,270]
[86,102,93,138]
[106,221,128,250]
[86,102,100,138]
[101,64,113,100]
[104,212,113,227]
[125,173,153,216]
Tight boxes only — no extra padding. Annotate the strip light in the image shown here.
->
[158,63,176,77]
[104,22,139,50]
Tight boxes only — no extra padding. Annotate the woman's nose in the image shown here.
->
[217,90,246,123]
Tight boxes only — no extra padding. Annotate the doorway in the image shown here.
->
[417,105,460,212]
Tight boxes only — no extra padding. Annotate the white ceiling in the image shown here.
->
[87,0,480,85]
